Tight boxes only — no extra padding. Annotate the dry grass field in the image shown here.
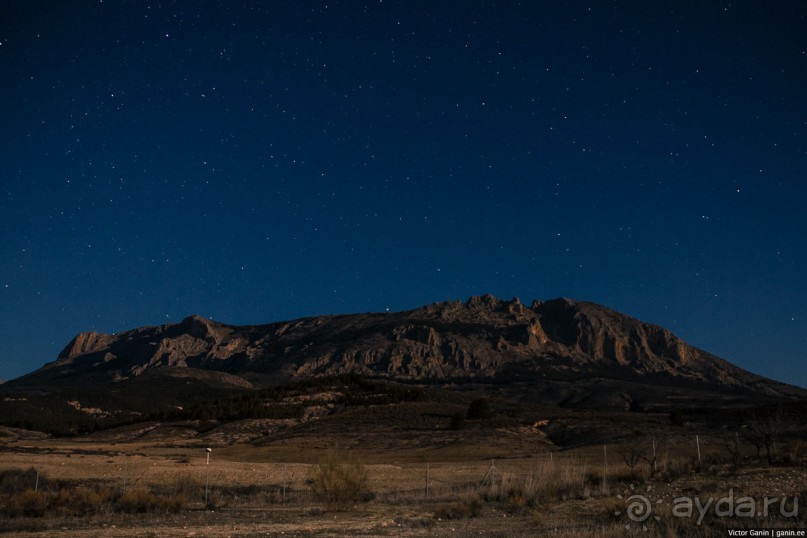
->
[1,422,806,537]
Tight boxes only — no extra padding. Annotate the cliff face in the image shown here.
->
[26,295,801,400]
[58,331,115,362]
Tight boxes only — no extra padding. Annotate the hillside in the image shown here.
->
[5,295,804,403]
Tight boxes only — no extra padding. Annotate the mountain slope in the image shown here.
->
[7,296,803,407]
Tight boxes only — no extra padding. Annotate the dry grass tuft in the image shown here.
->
[310,450,371,511]
[433,491,483,519]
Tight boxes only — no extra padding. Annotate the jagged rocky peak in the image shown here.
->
[58,331,115,361]
[466,293,501,309]
[175,314,216,337]
[464,294,526,313]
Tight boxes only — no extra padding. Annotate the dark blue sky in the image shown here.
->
[1,1,805,387]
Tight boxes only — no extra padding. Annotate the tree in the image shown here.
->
[620,446,645,474]
[746,408,784,464]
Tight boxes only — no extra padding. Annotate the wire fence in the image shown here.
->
[2,432,799,509]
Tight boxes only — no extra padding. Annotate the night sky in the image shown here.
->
[1,1,805,387]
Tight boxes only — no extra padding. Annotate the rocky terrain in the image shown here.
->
[5,295,804,409]
[1,296,806,537]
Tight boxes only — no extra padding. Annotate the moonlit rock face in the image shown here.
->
[19,296,803,407]
[57,332,115,363]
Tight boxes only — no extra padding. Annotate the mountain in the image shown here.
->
[7,296,804,410]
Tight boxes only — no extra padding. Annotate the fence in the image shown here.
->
[1,431,799,509]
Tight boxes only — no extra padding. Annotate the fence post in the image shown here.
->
[603,445,608,480]
[122,458,128,495]
[425,463,430,498]
[205,448,211,506]
[696,435,701,462]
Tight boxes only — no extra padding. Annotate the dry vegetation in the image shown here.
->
[0,429,805,537]
[1,381,805,536]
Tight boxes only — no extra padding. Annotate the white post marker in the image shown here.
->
[205,448,212,506]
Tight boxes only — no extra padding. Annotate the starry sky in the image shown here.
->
[1,1,805,387]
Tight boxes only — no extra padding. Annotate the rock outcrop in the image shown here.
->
[16,295,804,402]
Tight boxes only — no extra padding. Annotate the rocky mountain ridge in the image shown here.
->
[14,295,801,405]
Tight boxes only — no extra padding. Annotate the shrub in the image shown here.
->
[434,492,482,519]
[119,487,158,513]
[118,487,184,513]
[658,459,692,482]
[480,462,588,507]
[6,488,47,517]
[311,451,371,511]
[0,468,46,495]
[172,473,201,501]
[55,485,106,516]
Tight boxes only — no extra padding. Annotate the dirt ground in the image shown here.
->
[1,431,806,537]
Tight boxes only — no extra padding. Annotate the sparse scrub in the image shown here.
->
[480,460,588,508]
[5,488,47,517]
[784,440,804,465]
[658,458,691,482]
[311,451,371,511]
[0,467,48,495]
[433,491,482,519]
[119,487,158,513]
[205,488,228,510]
[0,431,804,536]
[55,485,108,516]
[172,473,201,502]
[118,486,183,513]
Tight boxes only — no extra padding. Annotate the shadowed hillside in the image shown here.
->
[1,295,804,435]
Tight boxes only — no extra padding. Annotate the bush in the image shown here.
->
[172,473,201,502]
[311,451,371,511]
[118,487,184,513]
[434,492,482,519]
[55,485,106,516]
[119,487,158,513]
[6,488,47,517]
[480,463,588,507]
[0,468,46,495]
